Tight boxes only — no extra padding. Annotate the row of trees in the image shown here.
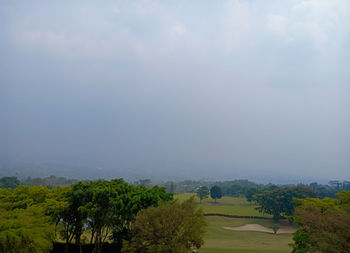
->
[2,176,348,199]
[196,184,318,221]
[196,185,222,203]
[0,179,206,253]
[53,179,173,251]
[0,176,77,188]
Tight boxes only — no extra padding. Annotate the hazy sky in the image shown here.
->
[1,0,349,182]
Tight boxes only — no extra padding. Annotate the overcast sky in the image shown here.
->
[1,0,349,182]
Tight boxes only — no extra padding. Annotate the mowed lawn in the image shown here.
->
[200,216,293,253]
[175,194,293,253]
[175,193,271,217]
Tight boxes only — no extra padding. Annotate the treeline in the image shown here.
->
[0,179,206,253]
[2,176,349,200]
[0,175,78,188]
[160,179,350,200]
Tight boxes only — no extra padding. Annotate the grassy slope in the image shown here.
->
[175,194,293,253]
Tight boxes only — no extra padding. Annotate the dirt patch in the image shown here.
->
[223,224,296,234]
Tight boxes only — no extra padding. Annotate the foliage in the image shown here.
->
[197,186,209,203]
[0,179,173,253]
[0,206,55,253]
[122,197,206,253]
[216,180,259,197]
[0,176,20,189]
[309,181,350,199]
[254,185,316,221]
[245,187,259,202]
[291,191,350,253]
[56,179,173,252]
[290,229,310,253]
[210,186,223,202]
[0,186,65,252]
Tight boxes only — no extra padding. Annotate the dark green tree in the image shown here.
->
[58,179,172,252]
[244,187,258,203]
[254,185,316,221]
[210,185,222,203]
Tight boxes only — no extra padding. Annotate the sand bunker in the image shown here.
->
[223,224,296,234]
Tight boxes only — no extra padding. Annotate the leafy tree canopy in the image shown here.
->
[122,197,206,253]
[210,185,222,202]
[196,186,209,203]
[254,185,316,221]
[291,191,350,253]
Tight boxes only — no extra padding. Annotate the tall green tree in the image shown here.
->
[58,179,172,252]
[197,186,209,203]
[210,185,222,203]
[254,185,316,221]
[122,197,206,253]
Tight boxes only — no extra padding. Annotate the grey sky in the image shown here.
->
[1,0,349,182]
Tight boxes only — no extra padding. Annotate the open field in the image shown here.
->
[175,194,294,253]
[175,193,271,217]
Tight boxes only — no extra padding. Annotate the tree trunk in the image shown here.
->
[95,228,102,253]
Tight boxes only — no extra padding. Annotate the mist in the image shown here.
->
[1,0,350,183]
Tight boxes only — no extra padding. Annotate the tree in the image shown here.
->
[210,185,222,203]
[197,186,209,203]
[291,191,350,253]
[254,185,316,221]
[244,187,258,203]
[122,197,206,253]
[57,179,173,252]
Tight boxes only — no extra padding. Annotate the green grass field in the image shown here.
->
[175,194,293,253]
[175,193,271,217]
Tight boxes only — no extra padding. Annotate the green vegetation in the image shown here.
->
[175,193,271,217]
[57,179,173,252]
[254,185,316,221]
[122,197,206,253]
[1,176,349,253]
[0,186,65,252]
[0,180,173,253]
[291,191,350,253]
[197,186,209,203]
[210,185,223,203]
[175,194,294,252]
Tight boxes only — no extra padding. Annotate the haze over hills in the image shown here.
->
[1,0,349,183]
[0,160,337,185]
